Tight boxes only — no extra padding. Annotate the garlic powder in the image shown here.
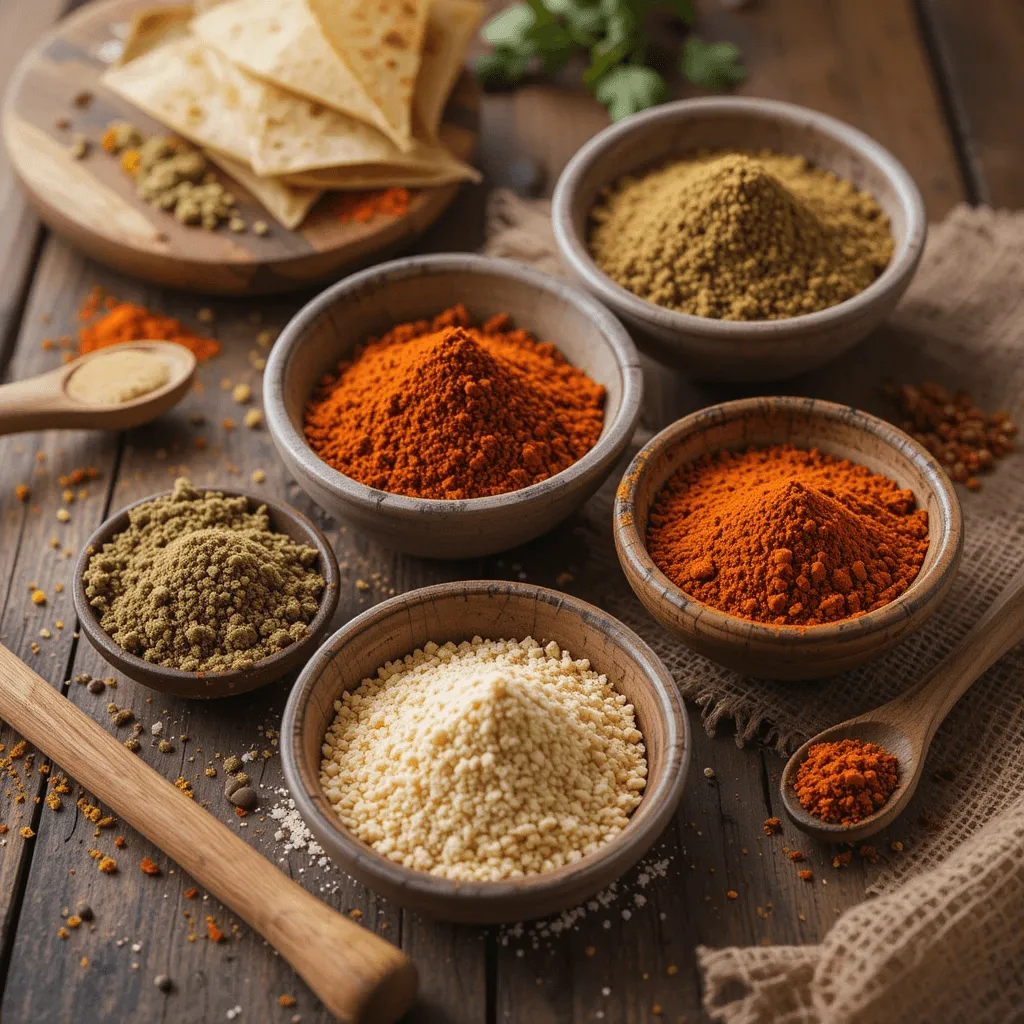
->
[319,636,648,881]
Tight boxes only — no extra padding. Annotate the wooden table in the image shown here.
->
[0,2,1020,1021]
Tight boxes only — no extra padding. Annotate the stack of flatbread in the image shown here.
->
[101,0,483,229]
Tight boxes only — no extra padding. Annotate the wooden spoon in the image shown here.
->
[0,644,417,1024]
[0,341,195,434]
[780,562,1024,843]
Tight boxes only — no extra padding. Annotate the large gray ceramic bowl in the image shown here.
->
[264,254,642,559]
[552,97,927,383]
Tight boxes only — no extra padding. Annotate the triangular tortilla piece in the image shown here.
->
[103,36,257,163]
[204,152,322,229]
[191,0,411,151]
[102,38,320,228]
[280,160,479,190]
[245,71,478,178]
[118,5,193,65]
[306,0,428,144]
[415,0,482,141]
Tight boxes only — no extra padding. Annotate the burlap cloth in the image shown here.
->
[484,193,1024,1024]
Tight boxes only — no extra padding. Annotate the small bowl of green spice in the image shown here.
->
[74,479,340,699]
[552,97,926,382]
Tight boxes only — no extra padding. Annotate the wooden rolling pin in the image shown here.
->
[0,644,417,1024]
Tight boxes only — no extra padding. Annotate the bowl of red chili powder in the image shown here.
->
[264,254,643,558]
[614,397,963,679]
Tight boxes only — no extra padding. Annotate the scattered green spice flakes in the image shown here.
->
[222,755,243,774]
[82,479,325,672]
[476,0,743,120]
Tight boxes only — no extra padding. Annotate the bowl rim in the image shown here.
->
[280,580,691,915]
[263,253,643,517]
[73,485,341,695]
[551,96,927,338]
[614,396,964,647]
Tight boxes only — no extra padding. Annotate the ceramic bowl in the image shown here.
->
[552,97,927,382]
[74,488,340,698]
[614,397,963,680]
[280,580,690,923]
[264,254,642,559]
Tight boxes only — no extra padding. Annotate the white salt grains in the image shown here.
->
[319,636,648,882]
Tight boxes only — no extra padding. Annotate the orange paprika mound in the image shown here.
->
[78,291,220,362]
[794,738,900,825]
[645,445,929,626]
[303,305,606,500]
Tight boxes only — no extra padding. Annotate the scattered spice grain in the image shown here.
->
[140,857,161,876]
[78,289,220,361]
[886,381,1017,488]
[97,856,117,874]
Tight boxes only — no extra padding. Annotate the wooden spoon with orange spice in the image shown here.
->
[781,561,1024,843]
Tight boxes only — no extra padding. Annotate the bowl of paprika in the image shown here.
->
[614,396,963,680]
[264,254,643,559]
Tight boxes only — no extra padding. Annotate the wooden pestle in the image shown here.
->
[0,644,417,1024]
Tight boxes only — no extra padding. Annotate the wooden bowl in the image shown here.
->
[551,97,927,382]
[264,254,643,558]
[280,581,690,923]
[73,488,340,698]
[614,397,963,680]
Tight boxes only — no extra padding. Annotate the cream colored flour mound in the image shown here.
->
[320,637,648,881]
[68,348,171,405]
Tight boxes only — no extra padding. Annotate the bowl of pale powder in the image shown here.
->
[281,580,690,923]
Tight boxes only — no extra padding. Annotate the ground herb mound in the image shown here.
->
[83,479,324,672]
[589,151,894,320]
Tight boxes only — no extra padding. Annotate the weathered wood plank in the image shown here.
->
[0,0,70,364]
[0,239,122,980]
[919,0,1024,208]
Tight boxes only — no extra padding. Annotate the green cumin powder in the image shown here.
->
[83,479,324,672]
[588,151,894,321]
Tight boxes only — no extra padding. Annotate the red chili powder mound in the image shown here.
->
[303,305,606,500]
[645,445,930,626]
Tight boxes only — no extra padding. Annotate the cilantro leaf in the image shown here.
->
[481,5,536,52]
[680,37,746,91]
[594,64,668,120]
[476,48,532,88]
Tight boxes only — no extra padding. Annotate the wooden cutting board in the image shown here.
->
[2,0,479,296]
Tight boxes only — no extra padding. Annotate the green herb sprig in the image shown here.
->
[476,0,745,120]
